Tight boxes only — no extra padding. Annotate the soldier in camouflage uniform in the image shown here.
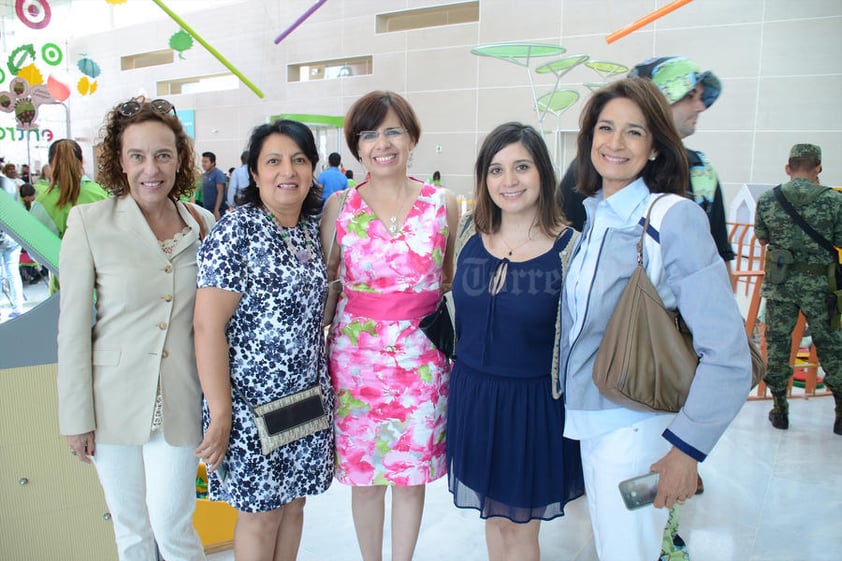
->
[755,144,842,434]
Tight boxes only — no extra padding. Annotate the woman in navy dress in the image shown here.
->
[447,122,584,561]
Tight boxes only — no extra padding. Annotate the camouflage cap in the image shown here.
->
[628,56,721,108]
[789,143,821,161]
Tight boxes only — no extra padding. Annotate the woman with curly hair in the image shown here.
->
[57,98,214,561]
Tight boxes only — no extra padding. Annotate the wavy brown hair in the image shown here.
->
[96,98,197,200]
[576,78,688,197]
[47,139,85,207]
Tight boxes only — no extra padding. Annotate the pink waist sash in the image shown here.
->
[343,289,439,321]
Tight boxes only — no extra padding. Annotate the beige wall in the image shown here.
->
[63,0,842,201]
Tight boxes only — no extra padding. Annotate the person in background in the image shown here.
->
[754,143,842,434]
[0,175,24,319]
[562,57,734,271]
[34,164,51,195]
[194,119,334,560]
[33,139,108,238]
[20,163,31,183]
[32,139,109,293]
[321,90,458,561]
[318,151,348,207]
[19,182,36,210]
[3,162,23,192]
[58,97,213,561]
[16,182,48,285]
[561,78,751,561]
[345,169,357,189]
[429,170,442,186]
[446,122,584,561]
[226,150,249,210]
[201,151,228,219]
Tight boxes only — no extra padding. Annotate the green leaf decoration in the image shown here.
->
[169,29,194,60]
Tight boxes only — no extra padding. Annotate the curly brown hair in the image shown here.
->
[96,98,197,200]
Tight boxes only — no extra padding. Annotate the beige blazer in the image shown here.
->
[57,196,215,446]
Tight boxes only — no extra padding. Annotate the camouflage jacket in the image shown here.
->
[755,178,842,295]
[756,179,841,263]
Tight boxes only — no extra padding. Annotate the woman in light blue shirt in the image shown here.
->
[560,78,752,561]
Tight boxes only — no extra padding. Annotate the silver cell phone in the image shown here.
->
[618,471,659,510]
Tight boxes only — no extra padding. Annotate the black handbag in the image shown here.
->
[419,293,455,360]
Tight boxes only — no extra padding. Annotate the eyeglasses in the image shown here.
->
[117,98,177,118]
[357,127,407,142]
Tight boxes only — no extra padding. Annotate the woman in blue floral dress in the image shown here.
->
[194,120,334,559]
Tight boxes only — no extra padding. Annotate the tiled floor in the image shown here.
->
[7,275,840,561]
[208,395,842,561]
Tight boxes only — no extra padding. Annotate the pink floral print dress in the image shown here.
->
[328,180,449,486]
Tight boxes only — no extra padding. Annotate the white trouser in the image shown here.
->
[580,414,674,561]
[1,245,24,313]
[94,430,206,561]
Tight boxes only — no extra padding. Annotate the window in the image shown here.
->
[376,1,479,33]
[156,73,239,96]
[121,50,174,70]
[287,56,373,83]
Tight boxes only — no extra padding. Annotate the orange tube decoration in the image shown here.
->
[606,0,694,44]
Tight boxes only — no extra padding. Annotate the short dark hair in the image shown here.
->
[473,122,564,237]
[240,150,249,165]
[344,91,421,161]
[328,152,342,167]
[345,170,354,179]
[98,99,197,200]
[788,157,821,173]
[19,182,35,198]
[238,120,323,219]
[202,151,216,164]
[576,78,688,197]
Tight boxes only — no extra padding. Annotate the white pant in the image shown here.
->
[1,245,24,314]
[580,414,674,561]
[94,430,206,561]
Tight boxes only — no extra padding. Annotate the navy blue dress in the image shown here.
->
[446,230,584,522]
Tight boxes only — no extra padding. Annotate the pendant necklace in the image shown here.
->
[388,186,414,235]
[500,234,532,257]
[265,209,315,264]
[499,224,535,257]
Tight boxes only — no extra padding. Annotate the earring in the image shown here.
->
[408,150,414,168]
[648,154,657,161]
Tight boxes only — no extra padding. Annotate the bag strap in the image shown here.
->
[637,193,672,265]
[184,202,207,241]
[772,185,838,259]
[325,188,352,273]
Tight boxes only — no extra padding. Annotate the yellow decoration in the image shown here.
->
[17,64,44,86]
[105,0,128,4]
[77,76,98,95]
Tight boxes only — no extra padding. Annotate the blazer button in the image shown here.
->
[164,265,173,273]
[162,350,169,358]
[158,322,168,330]
[163,294,173,302]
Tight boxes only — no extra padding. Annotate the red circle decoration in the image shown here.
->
[15,0,52,30]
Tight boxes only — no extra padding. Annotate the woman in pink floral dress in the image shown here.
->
[321,90,458,561]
